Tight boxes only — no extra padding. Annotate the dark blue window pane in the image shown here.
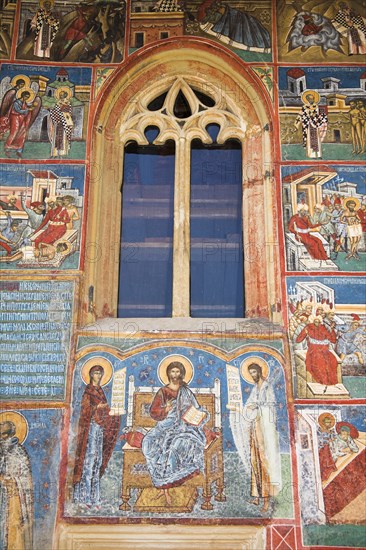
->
[190,139,244,317]
[206,123,220,142]
[118,141,175,317]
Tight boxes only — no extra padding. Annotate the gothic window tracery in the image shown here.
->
[118,78,247,318]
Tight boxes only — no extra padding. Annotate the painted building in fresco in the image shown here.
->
[0,1,365,549]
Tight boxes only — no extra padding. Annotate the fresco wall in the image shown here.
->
[0,0,365,549]
[64,341,291,519]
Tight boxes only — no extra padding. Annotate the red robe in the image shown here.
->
[358,208,366,233]
[319,444,337,482]
[0,88,16,135]
[288,214,328,260]
[0,240,12,254]
[73,383,120,485]
[296,323,338,385]
[34,206,70,249]
[5,99,33,152]
[150,386,178,421]
[302,16,323,36]
[64,7,91,41]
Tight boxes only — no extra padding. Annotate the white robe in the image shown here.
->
[0,437,33,550]
[241,380,282,496]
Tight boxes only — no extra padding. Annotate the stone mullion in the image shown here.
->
[172,136,191,317]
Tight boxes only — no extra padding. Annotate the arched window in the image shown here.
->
[83,46,281,323]
[117,80,246,318]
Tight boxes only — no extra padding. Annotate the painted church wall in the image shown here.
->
[0,0,365,548]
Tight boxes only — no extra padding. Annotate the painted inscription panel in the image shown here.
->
[0,279,74,400]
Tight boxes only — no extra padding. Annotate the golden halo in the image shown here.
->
[40,0,55,8]
[157,355,194,386]
[240,356,269,384]
[301,89,320,105]
[81,357,113,386]
[11,74,31,89]
[55,87,72,101]
[0,411,29,444]
[56,240,72,256]
[344,197,360,210]
[318,412,336,429]
[16,87,36,103]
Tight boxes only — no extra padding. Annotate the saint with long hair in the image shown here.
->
[317,413,337,482]
[142,361,208,505]
[241,361,281,514]
[73,364,120,507]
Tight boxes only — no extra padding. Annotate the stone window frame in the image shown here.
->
[81,45,281,326]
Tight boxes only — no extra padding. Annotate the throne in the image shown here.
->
[286,232,337,271]
[295,349,348,399]
[120,376,225,512]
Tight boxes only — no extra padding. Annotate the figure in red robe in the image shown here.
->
[317,413,337,482]
[0,78,27,135]
[142,361,207,505]
[59,4,97,58]
[0,76,41,158]
[302,13,323,36]
[33,198,70,250]
[358,204,366,233]
[288,205,328,261]
[296,317,338,385]
[5,92,32,156]
[73,365,120,506]
[4,90,41,158]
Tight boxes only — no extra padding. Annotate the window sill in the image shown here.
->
[79,316,283,338]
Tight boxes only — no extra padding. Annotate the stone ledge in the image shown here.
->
[78,317,283,337]
[56,524,266,550]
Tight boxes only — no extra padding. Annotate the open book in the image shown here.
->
[307,382,350,399]
[182,405,206,426]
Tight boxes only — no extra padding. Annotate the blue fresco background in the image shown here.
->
[297,404,365,432]
[286,276,366,306]
[281,165,366,196]
[71,344,290,454]
[66,342,292,519]
[279,66,365,91]
[0,163,85,192]
[0,64,92,86]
